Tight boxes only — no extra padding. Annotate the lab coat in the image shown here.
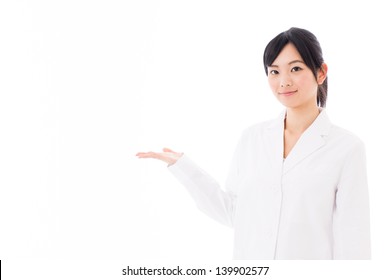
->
[168,110,371,259]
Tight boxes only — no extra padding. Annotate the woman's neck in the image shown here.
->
[285,106,321,134]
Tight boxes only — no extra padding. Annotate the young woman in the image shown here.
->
[136,27,371,260]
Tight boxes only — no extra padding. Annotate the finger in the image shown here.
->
[136,152,159,159]
[136,152,150,157]
[137,152,170,164]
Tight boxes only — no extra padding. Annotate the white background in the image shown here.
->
[1,0,389,278]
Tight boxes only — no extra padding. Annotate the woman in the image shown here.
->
[136,27,371,260]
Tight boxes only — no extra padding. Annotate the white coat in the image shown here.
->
[168,109,371,259]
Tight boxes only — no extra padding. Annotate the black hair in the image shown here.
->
[263,27,328,108]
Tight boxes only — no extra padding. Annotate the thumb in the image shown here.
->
[163,147,175,153]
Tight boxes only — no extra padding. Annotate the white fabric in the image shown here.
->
[168,110,371,259]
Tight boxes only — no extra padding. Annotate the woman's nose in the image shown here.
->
[280,76,293,88]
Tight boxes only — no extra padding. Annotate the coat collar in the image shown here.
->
[264,108,332,175]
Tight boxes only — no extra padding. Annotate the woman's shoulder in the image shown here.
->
[328,123,366,153]
[238,116,282,146]
[241,118,277,137]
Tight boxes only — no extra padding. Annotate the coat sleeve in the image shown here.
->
[167,138,243,228]
[333,140,371,259]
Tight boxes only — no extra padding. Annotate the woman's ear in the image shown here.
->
[317,63,328,85]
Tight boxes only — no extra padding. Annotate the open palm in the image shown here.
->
[136,148,183,166]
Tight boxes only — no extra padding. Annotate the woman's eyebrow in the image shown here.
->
[269,60,305,68]
[288,59,305,65]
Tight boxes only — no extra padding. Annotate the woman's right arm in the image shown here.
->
[136,147,239,227]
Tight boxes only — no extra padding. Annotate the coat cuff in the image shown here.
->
[167,154,195,181]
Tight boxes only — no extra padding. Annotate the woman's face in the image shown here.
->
[267,43,326,110]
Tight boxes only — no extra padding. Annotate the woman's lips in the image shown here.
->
[279,90,297,96]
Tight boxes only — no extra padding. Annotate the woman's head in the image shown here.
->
[263,27,328,108]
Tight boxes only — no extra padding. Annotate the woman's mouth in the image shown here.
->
[279,90,297,96]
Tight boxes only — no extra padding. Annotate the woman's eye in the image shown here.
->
[269,69,279,75]
[291,66,302,72]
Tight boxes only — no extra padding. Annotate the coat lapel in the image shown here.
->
[263,111,285,179]
[282,110,332,174]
